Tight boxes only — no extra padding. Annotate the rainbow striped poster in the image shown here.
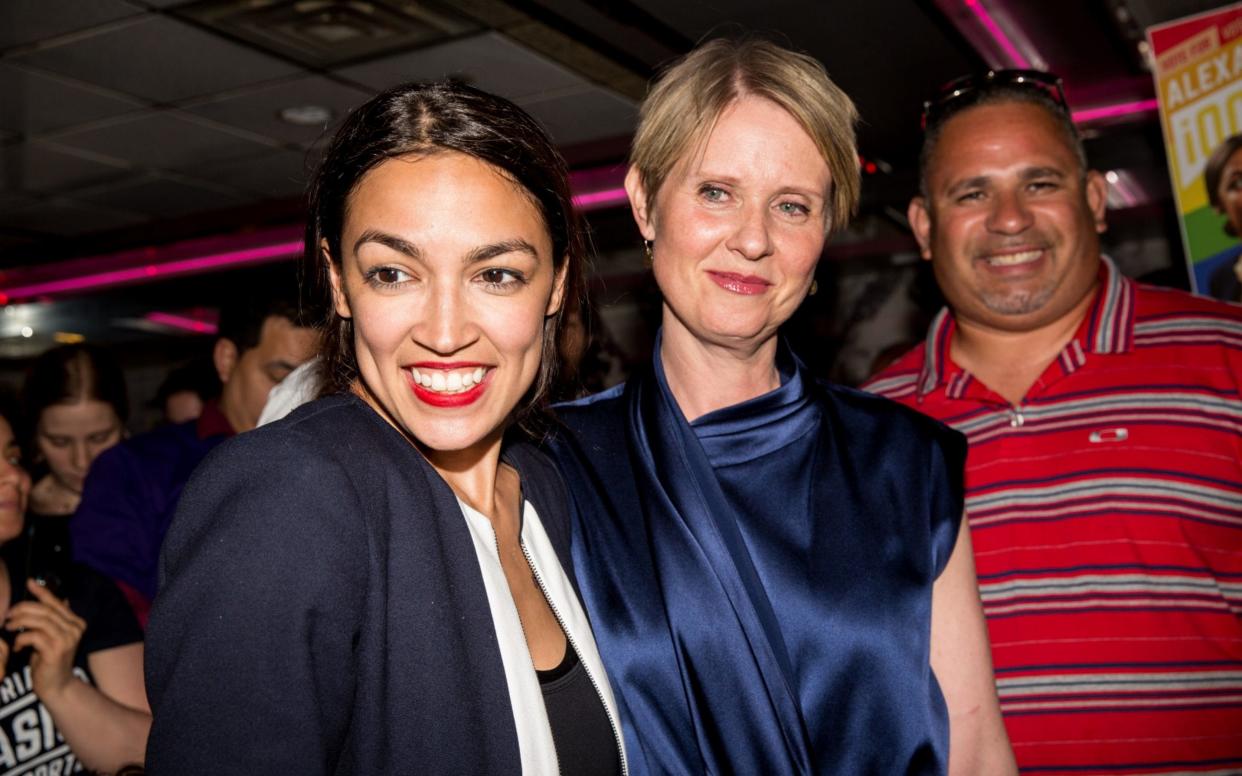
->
[1148,2,1242,297]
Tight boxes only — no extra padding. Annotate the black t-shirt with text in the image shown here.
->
[0,529,142,775]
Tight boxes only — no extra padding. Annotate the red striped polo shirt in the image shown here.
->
[865,258,1242,775]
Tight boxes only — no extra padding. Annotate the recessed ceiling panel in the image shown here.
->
[189,150,316,199]
[50,112,278,172]
[0,192,37,211]
[12,16,299,103]
[519,87,636,147]
[182,75,371,146]
[73,175,250,219]
[0,64,142,135]
[0,141,130,193]
[0,197,147,237]
[0,0,139,50]
[336,32,584,102]
[179,0,479,68]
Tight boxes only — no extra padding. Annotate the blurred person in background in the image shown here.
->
[71,290,317,626]
[150,357,220,426]
[23,344,128,521]
[21,345,128,598]
[552,298,630,401]
[0,397,149,774]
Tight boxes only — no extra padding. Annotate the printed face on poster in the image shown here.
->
[1148,2,1242,301]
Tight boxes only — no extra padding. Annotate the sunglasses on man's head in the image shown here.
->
[920,69,1067,131]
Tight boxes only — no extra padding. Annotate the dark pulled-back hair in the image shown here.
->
[217,283,313,355]
[22,344,129,436]
[306,81,584,436]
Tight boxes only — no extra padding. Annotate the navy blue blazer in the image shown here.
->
[145,394,576,775]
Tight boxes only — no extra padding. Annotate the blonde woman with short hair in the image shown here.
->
[550,37,1015,775]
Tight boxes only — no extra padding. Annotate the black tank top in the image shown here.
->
[536,643,622,775]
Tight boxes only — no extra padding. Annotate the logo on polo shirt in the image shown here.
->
[1088,427,1129,443]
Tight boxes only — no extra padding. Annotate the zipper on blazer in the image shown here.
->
[521,540,629,776]
[485,526,565,776]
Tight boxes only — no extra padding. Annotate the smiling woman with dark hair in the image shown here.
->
[145,82,624,775]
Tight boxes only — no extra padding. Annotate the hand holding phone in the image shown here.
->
[4,579,85,702]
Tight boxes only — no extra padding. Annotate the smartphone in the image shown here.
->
[21,519,69,599]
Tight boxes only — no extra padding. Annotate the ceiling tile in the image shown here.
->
[182,75,371,146]
[519,87,636,147]
[178,0,479,69]
[51,112,277,171]
[0,0,140,50]
[189,150,316,199]
[0,64,142,135]
[73,175,251,219]
[336,32,583,102]
[0,141,130,193]
[12,16,299,103]
[0,192,37,211]
[0,197,147,236]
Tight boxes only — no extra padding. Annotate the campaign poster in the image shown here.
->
[1148,3,1242,299]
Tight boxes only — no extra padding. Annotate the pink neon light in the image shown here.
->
[0,168,631,303]
[144,311,219,334]
[964,0,1030,69]
[3,240,302,300]
[1071,99,1160,124]
[572,187,628,210]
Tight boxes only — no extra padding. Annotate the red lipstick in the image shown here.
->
[412,382,486,407]
[406,363,490,408]
[707,270,771,295]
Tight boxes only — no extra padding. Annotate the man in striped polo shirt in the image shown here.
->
[867,71,1242,775]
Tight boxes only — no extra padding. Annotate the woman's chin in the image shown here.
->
[678,317,777,352]
[48,475,84,496]
[0,513,24,544]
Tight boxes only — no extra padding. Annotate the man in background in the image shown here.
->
[73,290,316,625]
[867,72,1242,773]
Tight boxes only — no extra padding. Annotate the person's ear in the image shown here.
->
[908,196,934,261]
[1084,170,1109,234]
[324,240,352,319]
[624,165,656,241]
[213,338,239,384]
[547,259,568,318]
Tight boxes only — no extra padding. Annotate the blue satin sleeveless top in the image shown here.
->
[548,341,966,774]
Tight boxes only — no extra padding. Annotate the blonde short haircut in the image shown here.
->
[631,37,860,235]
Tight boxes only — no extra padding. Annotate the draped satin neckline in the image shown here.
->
[686,344,819,468]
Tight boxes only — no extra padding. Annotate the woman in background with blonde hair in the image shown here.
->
[551,37,1014,774]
